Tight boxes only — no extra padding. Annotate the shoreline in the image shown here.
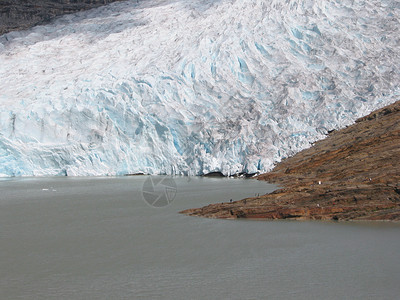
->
[181,101,400,222]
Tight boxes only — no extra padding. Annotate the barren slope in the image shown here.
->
[181,101,400,221]
[0,0,125,35]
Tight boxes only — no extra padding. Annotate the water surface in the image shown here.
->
[0,176,399,299]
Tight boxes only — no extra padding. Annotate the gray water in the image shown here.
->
[0,176,399,299]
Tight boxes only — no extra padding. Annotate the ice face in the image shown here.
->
[0,0,399,177]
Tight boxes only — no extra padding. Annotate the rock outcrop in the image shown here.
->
[181,101,400,221]
[0,0,125,35]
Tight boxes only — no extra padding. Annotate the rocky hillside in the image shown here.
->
[181,101,400,221]
[0,0,125,35]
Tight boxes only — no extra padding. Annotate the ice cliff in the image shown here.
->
[0,0,399,176]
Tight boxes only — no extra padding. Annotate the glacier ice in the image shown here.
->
[0,0,399,177]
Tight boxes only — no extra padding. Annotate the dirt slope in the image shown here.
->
[181,101,400,221]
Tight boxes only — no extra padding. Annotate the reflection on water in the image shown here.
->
[0,176,399,299]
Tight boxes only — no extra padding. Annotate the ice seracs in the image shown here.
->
[0,0,399,177]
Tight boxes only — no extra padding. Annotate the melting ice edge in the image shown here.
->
[0,0,399,176]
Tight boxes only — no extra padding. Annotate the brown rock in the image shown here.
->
[181,101,400,221]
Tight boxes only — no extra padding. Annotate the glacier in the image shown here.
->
[0,0,399,177]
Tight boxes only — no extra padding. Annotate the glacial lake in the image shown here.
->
[0,176,399,299]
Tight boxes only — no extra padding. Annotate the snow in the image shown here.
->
[0,0,399,176]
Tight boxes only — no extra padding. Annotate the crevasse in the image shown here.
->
[0,0,399,176]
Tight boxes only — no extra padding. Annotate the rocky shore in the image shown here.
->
[0,0,125,35]
[181,101,400,221]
